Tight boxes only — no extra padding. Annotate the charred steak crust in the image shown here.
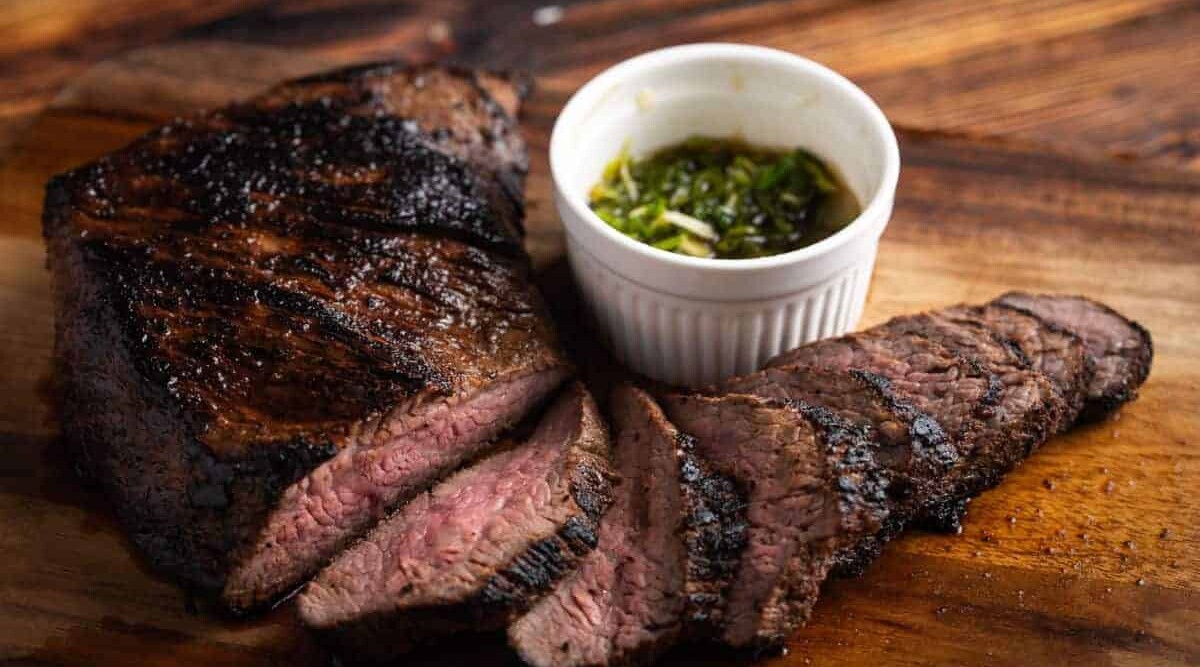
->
[789,400,890,571]
[44,62,571,609]
[721,366,955,506]
[874,311,1068,530]
[298,385,614,664]
[765,330,1001,442]
[264,61,532,226]
[940,303,1094,430]
[677,429,750,635]
[762,332,1002,533]
[662,393,886,650]
[994,293,1152,421]
[509,385,690,667]
[479,449,614,608]
[718,365,951,575]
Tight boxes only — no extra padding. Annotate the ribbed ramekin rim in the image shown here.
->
[550,42,900,274]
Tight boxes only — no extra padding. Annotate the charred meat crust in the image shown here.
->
[825,370,954,574]
[994,293,1152,422]
[267,61,531,221]
[676,428,750,635]
[788,401,890,574]
[873,310,1068,531]
[484,390,617,611]
[765,330,1003,442]
[762,332,1002,530]
[44,61,553,457]
[43,62,570,607]
[661,393,887,650]
[940,303,1094,431]
[45,198,330,592]
[847,369,958,484]
[718,365,952,575]
[509,385,689,667]
[718,366,957,489]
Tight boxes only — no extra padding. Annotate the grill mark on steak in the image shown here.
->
[721,366,955,498]
[661,393,886,650]
[765,331,999,443]
[509,386,688,667]
[763,331,1002,536]
[297,384,613,665]
[995,293,1152,421]
[720,366,953,575]
[677,428,749,636]
[54,98,523,251]
[940,303,1093,430]
[43,62,571,611]
[269,62,530,194]
[874,311,1067,531]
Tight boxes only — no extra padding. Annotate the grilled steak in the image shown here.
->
[763,332,998,527]
[675,419,751,638]
[765,331,1000,444]
[941,303,1093,429]
[257,63,531,229]
[509,386,687,667]
[660,393,886,650]
[995,293,1152,420]
[44,62,571,611]
[748,317,1061,555]
[297,383,613,664]
[721,366,953,572]
[874,311,1066,529]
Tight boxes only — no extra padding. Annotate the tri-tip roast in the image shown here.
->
[44,62,568,612]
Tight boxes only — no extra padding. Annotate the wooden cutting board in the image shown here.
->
[0,41,1196,667]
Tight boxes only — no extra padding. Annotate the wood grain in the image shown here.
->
[0,0,1197,168]
[0,40,1197,667]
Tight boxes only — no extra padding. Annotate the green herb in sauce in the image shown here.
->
[589,137,860,259]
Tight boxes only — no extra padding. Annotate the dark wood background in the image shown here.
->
[2,0,1198,168]
[0,2,1197,666]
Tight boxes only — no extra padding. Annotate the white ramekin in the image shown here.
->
[550,43,900,387]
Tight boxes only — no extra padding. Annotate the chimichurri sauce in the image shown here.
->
[589,137,860,260]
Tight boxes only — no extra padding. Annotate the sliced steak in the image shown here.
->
[44,62,569,612]
[763,332,997,530]
[940,303,1093,429]
[721,366,952,572]
[660,393,887,650]
[509,386,687,667]
[297,383,613,664]
[996,292,1153,420]
[676,407,750,637]
[765,331,1000,444]
[874,312,1065,529]
[761,318,1063,534]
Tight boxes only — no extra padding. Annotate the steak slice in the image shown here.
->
[297,383,613,664]
[509,386,687,667]
[941,303,1093,430]
[44,62,570,612]
[660,393,886,650]
[721,366,953,572]
[996,293,1153,420]
[764,331,1000,444]
[676,405,750,637]
[874,312,1065,529]
[764,332,997,530]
